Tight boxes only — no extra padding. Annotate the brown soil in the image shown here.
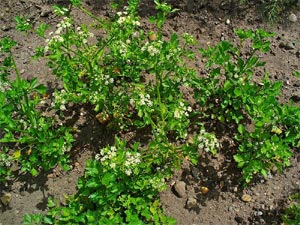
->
[0,0,300,225]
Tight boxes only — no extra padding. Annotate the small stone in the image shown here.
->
[241,194,252,202]
[40,6,52,17]
[1,25,10,31]
[186,197,197,209]
[191,167,200,178]
[235,216,244,223]
[1,192,12,206]
[20,69,25,74]
[257,211,263,216]
[225,18,230,25]
[47,173,55,178]
[288,13,297,22]
[228,206,234,212]
[279,42,295,50]
[172,181,186,198]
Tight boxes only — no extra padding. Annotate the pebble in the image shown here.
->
[186,197,197,209]
[225,18,230,25]
[288,13,297,22]
[173,181,186,198]
[1,25,10,31]
[241,194,252,202]
[40,6,52,17]
[0,192,12,206]
[257,211,263,216]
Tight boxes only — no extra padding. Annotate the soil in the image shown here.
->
[0,0,300,225]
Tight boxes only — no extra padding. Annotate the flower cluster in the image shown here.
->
[141,41,162,56]
[51,89,67,111]
[196,128,220,154]
[95,144,142,176]
[44,17,72,52]
[138,93,153,107]
[0,81,10,92]
[124,151,141,176]
[44,17,95,53]
[173,102,192,119]
[0,152,12,168]
[95,146,117,169]
[149,176,166,191]
[75,26,94,44]
[116,7,140,26]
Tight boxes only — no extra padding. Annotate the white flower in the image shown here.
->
[95,154,101,160]
[132,20,140,26]
[125,169,132,176]
[174,109,181,119]
[60,104,66,111]
[88,32,94,38]
[44,46,49,53]
[130,98,135,106]
[110,162,116,169]
[117,16,126,24]
[147,45,159,56]
[55,27,63,35]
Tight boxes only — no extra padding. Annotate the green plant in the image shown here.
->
[34,0,202,167]
[281,193,300,225]
[25,137,176,224]
[196,29,299,183]
[0,36,73,181]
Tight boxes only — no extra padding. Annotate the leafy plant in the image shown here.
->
[0,36,73,181]
[25,137,176,224]
[196,29,298,183]
[282,193,300,225]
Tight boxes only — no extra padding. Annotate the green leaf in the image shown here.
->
[234,88,242,97]
[35,22,49,38]
[101,173,115,186]
[30,168,38,176]
[293,71,300,78]
[237,124,245,134]
[223,80,232,91]
[15,16,31,32]
[34,84,47,94]
[86,178,99,188]
[0,37,17,53]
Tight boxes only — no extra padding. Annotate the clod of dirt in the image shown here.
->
[241,194,252,202]
[186,197,198,209]
[0,193,12,206]
[288,13,297,22]
[279,41,295,50]
[172,181,186,198]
